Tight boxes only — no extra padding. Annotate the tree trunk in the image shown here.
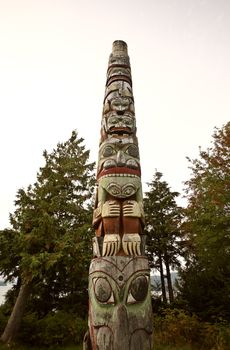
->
[164,254,174,303]
[158,253,167,304]
[1,282,32,344]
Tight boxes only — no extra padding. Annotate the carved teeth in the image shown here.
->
[101,174,138,179]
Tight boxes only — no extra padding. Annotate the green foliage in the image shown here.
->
[184,122,230,268]
[144,171,183,265]
[153,346,192,350]
[6,130,95,285]
[178,264,230,322]
[0,130,95,340]
[178,122,230,321]
[17,311,87,346]
[153,309,230,350]
[0,229,21,282]
[0,343,83,350]
[144,171,184,302]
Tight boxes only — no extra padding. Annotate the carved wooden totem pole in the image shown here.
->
[84,41,153,350]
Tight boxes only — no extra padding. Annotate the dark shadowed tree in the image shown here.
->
[0,131,95,343]
[144,171,183,304]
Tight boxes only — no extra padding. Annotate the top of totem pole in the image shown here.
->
[108,40,130,68]
[112,40,128,56]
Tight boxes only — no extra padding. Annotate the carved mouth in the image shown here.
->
[97,166,141,179]
[109,128,131,136]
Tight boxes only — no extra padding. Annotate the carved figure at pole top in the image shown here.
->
[92,40,145,258]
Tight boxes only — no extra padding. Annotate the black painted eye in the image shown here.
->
[103,146,115,157]
[94,278,114,303]
[126,145,139,158]
[127,275,148,303]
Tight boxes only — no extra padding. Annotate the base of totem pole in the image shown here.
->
[84,255,153,350]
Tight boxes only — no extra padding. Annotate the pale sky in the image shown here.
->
[0,0,229,229]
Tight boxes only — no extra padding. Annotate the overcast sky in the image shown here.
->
[0,0,229,229]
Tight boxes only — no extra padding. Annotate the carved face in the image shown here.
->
[110,97,130,112]
[103,96,134,115]
[97,137,140,177]
[88,256,153,350]
[103,81,135,115]
[105,113,135,135]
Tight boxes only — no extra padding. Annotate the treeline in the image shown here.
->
[0,131,95,346]
[0,122,229,348]
[145,122,230,322]
[145,122,230,349]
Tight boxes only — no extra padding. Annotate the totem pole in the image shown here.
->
[84,41,153,350]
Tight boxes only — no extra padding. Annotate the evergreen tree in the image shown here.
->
[178,122,230,321]
[144,171,183,303]
[0,130,95,343]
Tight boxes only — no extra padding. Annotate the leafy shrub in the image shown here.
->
[153,308,230,350]
[154,308,201,346]
[18,311,87,347]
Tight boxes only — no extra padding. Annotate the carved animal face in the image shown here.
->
[88,256,153,350]
[103,80,135,116]
[97,137,140,177]
[105,113,135,135]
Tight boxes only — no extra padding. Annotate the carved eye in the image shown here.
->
[126,145,139,158]
[127,275,149,304]
[108,117,117,125]
[94,278,114,304]
[112,99,120,106]
[123,117,133,126]
[102,146,115,157]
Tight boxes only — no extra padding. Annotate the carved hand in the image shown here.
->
[122,233,141,256]
[123,200,142,217]
[102,200,120,217]
[102,234,121,256]
[92,205,102,228]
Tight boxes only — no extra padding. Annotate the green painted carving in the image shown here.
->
[88,257,153,350]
